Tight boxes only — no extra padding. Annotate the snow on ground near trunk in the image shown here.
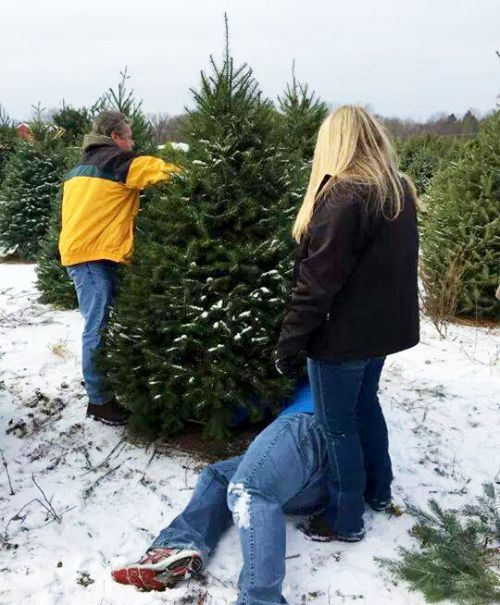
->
[0,263,498,605]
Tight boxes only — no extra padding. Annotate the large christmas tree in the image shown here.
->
[104,43,299,438]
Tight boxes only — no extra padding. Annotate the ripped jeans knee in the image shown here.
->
[227,482,252,530]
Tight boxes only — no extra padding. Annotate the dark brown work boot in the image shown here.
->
[86,398,130,426]
[298,512,365,543]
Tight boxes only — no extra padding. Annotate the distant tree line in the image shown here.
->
[145,108,483,145]
[379,110,481,139]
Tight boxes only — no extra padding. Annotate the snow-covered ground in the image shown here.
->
[0,263,498,605]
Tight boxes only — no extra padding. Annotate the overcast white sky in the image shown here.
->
[1,0,499,121]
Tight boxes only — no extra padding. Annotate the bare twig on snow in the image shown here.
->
[1,452,15,495]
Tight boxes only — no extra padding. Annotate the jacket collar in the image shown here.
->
[82,133,117,152]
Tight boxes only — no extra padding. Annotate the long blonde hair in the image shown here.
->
[292,105,409,242]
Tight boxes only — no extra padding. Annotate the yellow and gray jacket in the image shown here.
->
[59,134,180,266]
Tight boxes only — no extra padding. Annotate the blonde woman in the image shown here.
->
[276,106,419,541]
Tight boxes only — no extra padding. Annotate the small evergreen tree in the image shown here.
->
[462,110,479,136]
[0,105,18,182]
[99,67,153,153]
[104,30,295,438]
[28,104,65,144]
[275,65,329,239]
[35,193,78,308]
[380,483,500,605]
[277,62,328,162]
[52,103,92,146]
[0,110,68,259]
[443,112,459,135]
[272,69,330,336]
[421,111,500,321]
[35,144,80,308]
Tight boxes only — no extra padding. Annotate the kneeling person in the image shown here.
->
[112,385,328,604]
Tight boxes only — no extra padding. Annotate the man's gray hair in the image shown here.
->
[92,111,130,137]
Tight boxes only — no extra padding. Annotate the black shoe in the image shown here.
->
[298,512,365,543]
[86,399,130,426]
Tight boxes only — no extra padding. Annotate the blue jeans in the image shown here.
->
[307,357,392,535]
[151,413,328,605]
[66,261,118,404]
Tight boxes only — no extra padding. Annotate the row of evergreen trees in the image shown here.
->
[421,112,500,321]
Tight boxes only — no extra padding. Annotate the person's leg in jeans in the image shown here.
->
[356,357,393,508]
[307,358,368,537]
[112,456,242,590]
[227,413,326,605]
[150,456,242,560]
[66,261,118,404]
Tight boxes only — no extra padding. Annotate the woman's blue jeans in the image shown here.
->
[150,413,328,605]
[66,260,118,404]
[307,357,392,536]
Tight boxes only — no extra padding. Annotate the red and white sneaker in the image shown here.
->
[111,547,202,591]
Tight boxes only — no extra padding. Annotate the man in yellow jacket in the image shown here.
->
[59,110,180,425]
